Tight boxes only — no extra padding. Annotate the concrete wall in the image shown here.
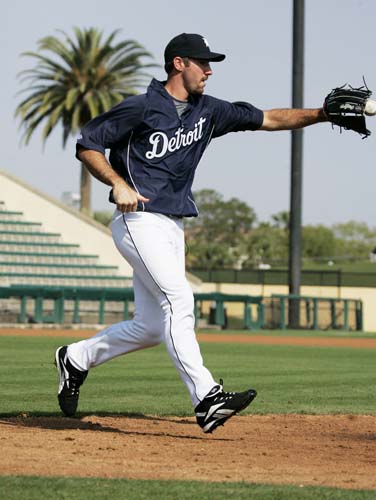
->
[200,282,376,332]
[0,169,133,275]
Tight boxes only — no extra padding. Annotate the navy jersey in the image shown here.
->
[76,78,264,217]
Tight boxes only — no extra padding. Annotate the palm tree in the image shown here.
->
[16,27,156,213]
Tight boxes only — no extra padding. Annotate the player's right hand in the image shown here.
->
[112,182,150,213]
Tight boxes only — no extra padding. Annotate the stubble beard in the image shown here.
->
[183,74,206,97]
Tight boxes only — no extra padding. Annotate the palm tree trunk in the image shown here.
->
[80,162,92,215]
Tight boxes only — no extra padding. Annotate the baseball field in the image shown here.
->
[0,328,375,499]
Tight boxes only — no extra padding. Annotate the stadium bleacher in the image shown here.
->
[0,200,132,289]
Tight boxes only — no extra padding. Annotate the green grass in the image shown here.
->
[1,476,375,500]
[200,328,376,338]
[1,333,375,499]
[0,334,375,416]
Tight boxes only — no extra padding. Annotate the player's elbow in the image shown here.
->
[76,145,89,161]
[259,111,280,131]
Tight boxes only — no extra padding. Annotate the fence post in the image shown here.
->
[215,300,226,328]
[313,298,318,330]
[34,296,43,323]
[244,300,265,330]
[356,300,363,331]
[305,299,311,327]
[194,300,199,325]
[73,298,80,324]
[54,295,65,323]
[259,302,265,329]
[343,299,349,331]
[244,302,251,329]
[123,300,129,321]
[280,297,286,330]
[20,295,27,323]
[330,299,336,329]
[99,295,105,324]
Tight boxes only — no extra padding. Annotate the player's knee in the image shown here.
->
[132,318,164,345]
[160,287,194,321]
[173,287,194,311]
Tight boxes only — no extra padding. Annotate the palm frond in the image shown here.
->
[84,92,99,119]
[41,102,65,141]
[65,88,80,110]
[71,103,83,132]
[20,51,71,76]
[16,27,157,146]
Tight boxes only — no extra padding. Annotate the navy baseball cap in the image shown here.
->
[164,33,226,63]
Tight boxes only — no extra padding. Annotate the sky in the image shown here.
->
[2,0,376,227]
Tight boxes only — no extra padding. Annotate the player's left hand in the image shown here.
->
[324,82,374,137]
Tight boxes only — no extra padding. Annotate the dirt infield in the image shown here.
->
[1,328,375,490]
[0,414,375,490]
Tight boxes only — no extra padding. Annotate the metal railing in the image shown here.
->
[263,294,363,331]
[0,285,363,331]
[0,285,264,329]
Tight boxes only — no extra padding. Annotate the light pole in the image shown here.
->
[289,0,305,327]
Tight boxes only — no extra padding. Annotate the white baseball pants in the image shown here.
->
[67,210,217,407]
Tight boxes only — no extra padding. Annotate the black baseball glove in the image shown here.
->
[324,83,372,138]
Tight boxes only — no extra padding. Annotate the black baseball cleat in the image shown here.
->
[195,379,257,433]
[55,345,88,417]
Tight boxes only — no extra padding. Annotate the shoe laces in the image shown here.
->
[66,371,85,396]
[212,378,236,402]
[213,391,236,403]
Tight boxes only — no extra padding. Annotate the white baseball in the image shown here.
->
[365,99,376,116]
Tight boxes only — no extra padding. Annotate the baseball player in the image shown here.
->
[55,33,327,433]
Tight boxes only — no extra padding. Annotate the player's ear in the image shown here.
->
[173,56,186,72]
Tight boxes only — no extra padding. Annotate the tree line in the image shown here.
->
[94,188,376,269]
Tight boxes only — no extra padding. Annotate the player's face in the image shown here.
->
[182,58,213,95]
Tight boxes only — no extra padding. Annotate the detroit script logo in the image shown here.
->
[145,117,207,159]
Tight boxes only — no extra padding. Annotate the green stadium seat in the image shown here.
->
[0,200,131,290]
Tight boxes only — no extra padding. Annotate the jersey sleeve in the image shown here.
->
[76,95,146,156]
[207,96,264,138]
